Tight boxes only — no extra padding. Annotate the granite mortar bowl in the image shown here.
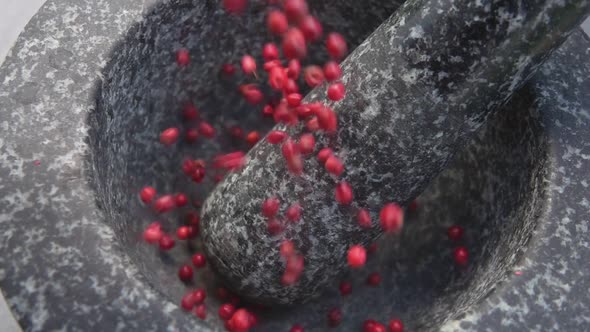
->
[89,0,546,331]
[1,0,589,331]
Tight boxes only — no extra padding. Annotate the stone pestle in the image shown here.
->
[201,0,590,305]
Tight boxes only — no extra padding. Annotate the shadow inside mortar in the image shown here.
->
[85,0,548,331]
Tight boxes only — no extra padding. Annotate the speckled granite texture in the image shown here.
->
[202,0,590,305]
[0,0,589,331]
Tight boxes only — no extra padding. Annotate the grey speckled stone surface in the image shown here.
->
[201,0,590,305]
[0,0,590,331]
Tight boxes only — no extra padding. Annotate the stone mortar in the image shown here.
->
[0,0,589,331]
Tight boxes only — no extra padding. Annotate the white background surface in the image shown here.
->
[0,1,589,331]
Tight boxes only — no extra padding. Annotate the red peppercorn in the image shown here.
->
[454,246,469,266]
[262,104,275,117]
[268,130,288,144]
[267,219,284,236]
[296,105,313,118]
[282,254,304,285]
[182,159,195,176]
[176,48,190,66]
[160,127,179,146]
[228,125,244,139]
[262,197,280,218]
[325,155,344,176]
[367,272,381,286]
[339,281,352,296]
[274,103,293,125]
[286,153,304,175]
[177,226,190,240]
[290,324,305,332]
[140,186,156,204]
[246,131,260,146]
[447,225,464,242]
[299,15,323,42]
[267,10,288,35]
[187,225,198,238]
[326,33,348,60]
[269,67,287,90]
[219,303,236,321]
[185,128,199,143]
[316,106,338,133]
[308,101,323,115]
[185,211,200,226]
[287,93,303,107]
[373,324,387,332]
[230,309,252,331]
[223,0,248,14]
[198,121,216,138]
[241,55,257,75]
[280,240,295,257]
[388,319,404,332]
[143,223,162,244]
[306,117,320,132]
[154,195,176,214]
[286,203,301,222]
[283,28,307,60]
[158,234,175,251]
[347,245,367,268]
[182,103,199,121]
[284,0,308,22]
[283,78,300,94]
[304,65,325,87]
[357,208,372,228]
[282,138,303,174]
[222,63,236,76]
[213,152,246,171]
[178,264,193,282]
[194,304,207,320]
[379,203,404,233]
[374,325,387,332]
[193,289,206,304]
[323,61,342,81]
[282,272,298,286]
[287,59,301,79]
[217,287,230,300]
[317,148,333,163]
[364,320,387,332]
[327,82,346,101]
[192,253,207,268]
[263,43,279,61]
[335,182,353,205]
[194,158,206,169]
[285,254,304,275]
[192,167,206,183]
[298,133,315,155]
[175,193,188,207]
[363,320,379,332]
[264,60,282,72]
[240,84,264,105]
[181,291,196,311]
[327,308,342,327]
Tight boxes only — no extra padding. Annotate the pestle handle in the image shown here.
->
[202,0,590,305]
